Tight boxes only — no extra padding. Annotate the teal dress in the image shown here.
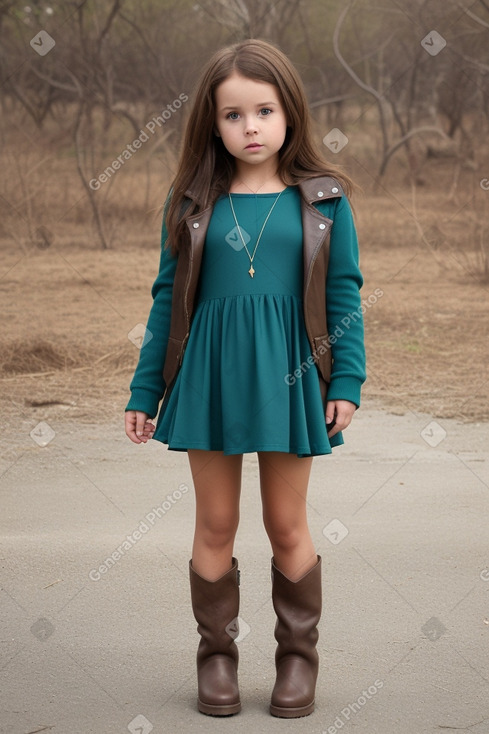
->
[152,186,342,457]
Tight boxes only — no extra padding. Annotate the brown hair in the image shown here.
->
[166,38,353,254]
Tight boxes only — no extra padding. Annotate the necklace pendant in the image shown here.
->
[228,189,284,282]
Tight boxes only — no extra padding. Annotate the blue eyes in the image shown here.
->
[226,108,272,120]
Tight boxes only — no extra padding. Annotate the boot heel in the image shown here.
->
[198,698,242,716]
[270,700,315,718]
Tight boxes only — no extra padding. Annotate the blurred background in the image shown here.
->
[1,0,488,429]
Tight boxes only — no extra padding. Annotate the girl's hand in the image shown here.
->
[325,400,357,438]
[125,410,155,444]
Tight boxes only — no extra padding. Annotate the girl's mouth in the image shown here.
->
[245,143,263,149]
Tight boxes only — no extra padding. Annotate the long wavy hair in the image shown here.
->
[165,38,354,254]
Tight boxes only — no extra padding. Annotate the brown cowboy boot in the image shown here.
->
[189,557,241,716]
[269,555,322,718]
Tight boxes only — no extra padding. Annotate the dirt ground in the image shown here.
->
[1,171,488,437]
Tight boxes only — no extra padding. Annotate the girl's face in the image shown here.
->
[214,71,288,172]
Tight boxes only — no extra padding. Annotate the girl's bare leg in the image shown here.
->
[258,451,317,580]
[188,449,243,581]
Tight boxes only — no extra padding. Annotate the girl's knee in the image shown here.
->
[196,512,239,548]
[262,518,304,551]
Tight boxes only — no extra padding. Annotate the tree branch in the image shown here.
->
[457,1,489,28]
[380,126,450,176]
[333,2,384,102]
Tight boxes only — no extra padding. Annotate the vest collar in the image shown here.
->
[297,175,343,204]
[184,175,343,208]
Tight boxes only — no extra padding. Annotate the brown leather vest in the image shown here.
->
[162,175,343,404]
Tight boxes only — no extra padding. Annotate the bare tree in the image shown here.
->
[333,0,450,179]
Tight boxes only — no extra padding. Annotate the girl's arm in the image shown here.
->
[125,197,178,421]
[323,194,367,431]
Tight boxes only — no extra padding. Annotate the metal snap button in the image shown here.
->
[317,191,324,197]
[319,223,326,230]
[193,222,199,228]
[331,187,339,194]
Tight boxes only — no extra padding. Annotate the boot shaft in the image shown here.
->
[189,558,240,665]
[271,556,322,666]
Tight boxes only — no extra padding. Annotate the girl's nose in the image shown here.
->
[244,118,259,135]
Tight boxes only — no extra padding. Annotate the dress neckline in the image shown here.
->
[228,185,294,197]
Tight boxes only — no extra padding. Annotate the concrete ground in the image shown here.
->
[1,402,489,734]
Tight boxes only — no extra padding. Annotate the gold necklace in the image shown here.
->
[228,189,284,278]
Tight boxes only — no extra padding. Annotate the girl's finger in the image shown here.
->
[135,413,148,437]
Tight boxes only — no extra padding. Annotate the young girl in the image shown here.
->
[125,39,366,719]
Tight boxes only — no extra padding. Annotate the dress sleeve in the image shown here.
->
[324,194,366,407]
[125,198,178,418]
